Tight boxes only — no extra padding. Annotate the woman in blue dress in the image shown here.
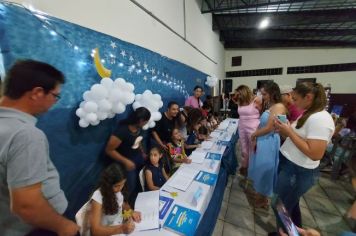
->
[248,82,287,208]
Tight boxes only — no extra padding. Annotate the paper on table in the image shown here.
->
[201,141,214,149]
[201,159,220,174]
[134,190,160,231]
[209,131,222,138]
[167,167,199,191]
[189,150,207,164]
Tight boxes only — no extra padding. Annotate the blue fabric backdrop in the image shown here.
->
[0,2,209,219]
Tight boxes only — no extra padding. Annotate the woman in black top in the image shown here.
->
[105,107,151,205]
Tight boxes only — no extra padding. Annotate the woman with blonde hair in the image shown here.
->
[235,85,261,178]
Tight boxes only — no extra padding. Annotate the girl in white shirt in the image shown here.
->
[90,163,141,236]
[273,82,335,233]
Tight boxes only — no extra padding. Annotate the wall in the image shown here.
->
[10,0,225,93]
[0,2,216,219]
[225,48,356,94]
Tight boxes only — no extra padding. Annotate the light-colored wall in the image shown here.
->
[225,48,356,94]
[10,0,225,94]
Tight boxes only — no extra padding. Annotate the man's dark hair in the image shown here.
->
[193,86,203,91]
[121,107,151,125]
[4,59,65,99]
[206,95,212,100]
[167,101,179,109]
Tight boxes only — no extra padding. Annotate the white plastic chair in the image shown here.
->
[139,167,145,191]
[75,201,91,236]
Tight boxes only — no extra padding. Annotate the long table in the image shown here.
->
[132,118,239,236]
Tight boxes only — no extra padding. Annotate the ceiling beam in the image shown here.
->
[213,9,356,30]
[202,0,315,13]
[220,29,356,41]
[224,39,356,48]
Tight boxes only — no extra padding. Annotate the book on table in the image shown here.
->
[159,195,174,220]
[163,204,201,236]
[134,190,160,231]
[167,167,199,191]
[206,152,222,161]
[189,150,207,164]
[194,171,218,186]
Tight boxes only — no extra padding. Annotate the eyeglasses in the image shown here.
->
[50,92,61,100]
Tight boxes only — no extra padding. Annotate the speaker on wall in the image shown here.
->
[223,79,232,94]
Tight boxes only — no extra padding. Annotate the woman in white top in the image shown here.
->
[273,82,335,232]
[90,163,141,236]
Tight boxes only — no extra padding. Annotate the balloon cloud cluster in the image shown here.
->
[76,78,135,127]
[205,75,218,87]
[132,90,163,130]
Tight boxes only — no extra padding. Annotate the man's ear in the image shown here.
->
[29,87,44,101]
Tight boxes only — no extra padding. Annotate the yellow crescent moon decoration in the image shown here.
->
[93,48,112,78]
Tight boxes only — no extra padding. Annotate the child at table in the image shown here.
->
[167,128,194,172]
[186,121,202,156]
[89,163,141,236]
[145,147,169,190]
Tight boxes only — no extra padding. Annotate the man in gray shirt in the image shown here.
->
[0,60,79,236]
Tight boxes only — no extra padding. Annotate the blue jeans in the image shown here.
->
[274,153,320,227]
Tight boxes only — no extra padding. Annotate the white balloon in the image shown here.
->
[75,108,86,118]
[97,111,108,120]
[79,119,89,128]
[153,112,162,120]
[91,84,108,101]
[135,94,142,100]
[132,102,141,110]
[127,83,135,92]
[83,101,98,113]
[142,123,150,130]
[107,112,116,118]
[101,77,114,89]
[85,113,98,123]
[83,91,93,101]
[114,78,126,88]
[126,93,135,104]
[153,94,161,101]
[112,103,126,114]
[79,101,85,108]
[98,99,112,111]
[109,89,121,102]
[149,121,156,128]
[90,119,100,126]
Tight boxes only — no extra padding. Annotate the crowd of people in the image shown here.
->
[0,60,220,236]
[1,59,355,236]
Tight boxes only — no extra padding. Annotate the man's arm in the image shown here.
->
[11,183,79,236]
[152,131,167,150]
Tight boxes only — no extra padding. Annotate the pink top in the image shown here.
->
[185,96,203,108]
[287,103,303,122]
[238,101,260,128]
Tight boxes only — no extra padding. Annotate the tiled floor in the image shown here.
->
[212,173,355,236]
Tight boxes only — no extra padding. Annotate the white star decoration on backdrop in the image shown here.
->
[110,41,117,49]
[103,41,194,96]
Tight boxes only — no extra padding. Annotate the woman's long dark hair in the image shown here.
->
[186,108,203,133]
[120,107,151,125]
[294,82,326,129]
[98,163,127,215]
[262,81,282,112]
